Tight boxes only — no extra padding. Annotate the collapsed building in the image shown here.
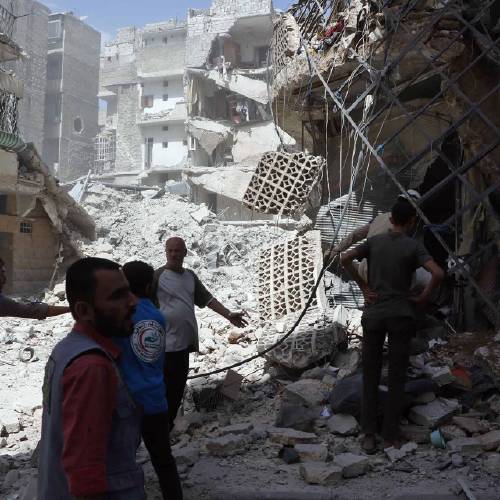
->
[184,0,298,219]
[243,0,500,338]
[0,15,95,294]
[97,20,188,185]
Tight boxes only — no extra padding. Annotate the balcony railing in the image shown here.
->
[0,89,18,135]
[0,5,15,38]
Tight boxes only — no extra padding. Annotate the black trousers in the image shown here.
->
[164,348,190,429]
[361,316,415,441]
[141,411,183,500]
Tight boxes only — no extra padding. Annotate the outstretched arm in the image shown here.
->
[207,299,249,328]
[47,305,71,317]
[325,223,370,263]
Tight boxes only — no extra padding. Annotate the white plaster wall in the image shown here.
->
[141,123,187,168]
[142,76,184,114]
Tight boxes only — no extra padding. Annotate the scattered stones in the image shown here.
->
[424,365,455,387]
[174,412,204,435]
[400,425,430,444]
[301,367,326,380]
[447,437,483,457]
[327,414,358,436]
[332,350,360,379]
[279,446,300,464]
[441,424,467,441]
[283,379,326,407]
[219,423,253,436]
[300,462,343,485]
[412,392,436,405]
[53,283,66,300]
[267,427,317,446]
[0,409,21,435]
[294,443,328,462]
[275,403,318,432]
[479,430,500,451]
[172,444,200,467]
[205,434,250,457]
[384,442,418,462]
[451,453,464,468]
[452,416,489,435]
[483,453,500,475]
[408,397,460,427]
[333,453,369,478]
[3,469,20,489]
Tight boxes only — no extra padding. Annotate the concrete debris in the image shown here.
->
[219,369,244,401]
[172,443,200,467]
[447,437,483,457]
[267,427,317,446]
[205,434,251,457]
[333,453,369,478]
[483,453,500,475]
[441,425,467,441]
[275,403,318,432]
[300,462,342,485]
[294,444,328,462]
[452,416,489,435]
[190,204,214,224]
[242,151,325,216]
[478,430,500,451]
[400,425,430,444]
[327,414,358,436]
[283,379,326,408]
[219,423,253,436]
[384,442,418,462]
[280,446,300,464]
[423,365,455,387]
[332,350,361,380]
[0,409,21,435]
[408,398,461,428]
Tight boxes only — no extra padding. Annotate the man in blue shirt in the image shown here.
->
[117,261,183,500]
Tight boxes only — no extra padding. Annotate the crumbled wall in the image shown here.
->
[115,84,142,171]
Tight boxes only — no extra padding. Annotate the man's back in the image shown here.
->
[358,232,431,319]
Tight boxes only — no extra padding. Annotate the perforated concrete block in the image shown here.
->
[242,151,325,215]
[256,231,325,321]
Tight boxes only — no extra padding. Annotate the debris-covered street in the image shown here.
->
[0,0,499,499]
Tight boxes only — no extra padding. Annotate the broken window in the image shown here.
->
[162,141,169,149]
[163,80,169,87]
[144,138,153,169]
[163,37,168,44]
[162,94,169,102]
[73,117,84,134]
[141,95,154,108]
[48,20,62,39]
[162,126,169,131]
[47,54,62,80]
[19,222,32,234]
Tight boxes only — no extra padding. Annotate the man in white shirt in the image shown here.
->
[153,237,248,427]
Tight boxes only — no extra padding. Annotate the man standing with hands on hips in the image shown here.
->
[153,236,248,428]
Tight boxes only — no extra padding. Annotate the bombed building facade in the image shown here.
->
[98,20,188,184]
[0,8,95,295]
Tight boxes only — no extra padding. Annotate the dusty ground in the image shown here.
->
[1,186,499,499]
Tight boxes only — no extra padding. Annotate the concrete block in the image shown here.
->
[172,444,200,467]
[294,444,328,462]
[431,366,455,386]
[3,469,20,489]
[206,434,250,457]
[284,379,326,407]
[483,453,500,475]
[327,414,358,436]
[220,423,254,436]
[300,462,342,485]
[0,409,21,435]
[267,427,317,446]
[384,442,418,462]
[447,437,483,457]
[452,416,489,435]
[441,425,466,441]
[408,397,460,428]
[333,453,369,478]
[479,430,500,451]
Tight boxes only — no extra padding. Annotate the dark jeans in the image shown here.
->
[361,316,415,441]
[141,412,183,500]
[164,348,190,428]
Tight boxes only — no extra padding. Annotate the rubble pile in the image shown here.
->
[0,184,499,498]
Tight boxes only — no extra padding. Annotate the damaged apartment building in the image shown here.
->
[0,7,94,294]
[241,0,500,342]
[97,20,188,185]
[184,0,297,219]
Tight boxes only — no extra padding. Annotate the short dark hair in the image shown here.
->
[122,261,154,297]
[391,198,417,226]
[66,257,121,315]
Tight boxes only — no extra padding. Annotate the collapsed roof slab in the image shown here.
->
[187,118,233,156]
[205,69,269,104]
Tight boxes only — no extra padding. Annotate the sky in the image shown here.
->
[44,0,291,44]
